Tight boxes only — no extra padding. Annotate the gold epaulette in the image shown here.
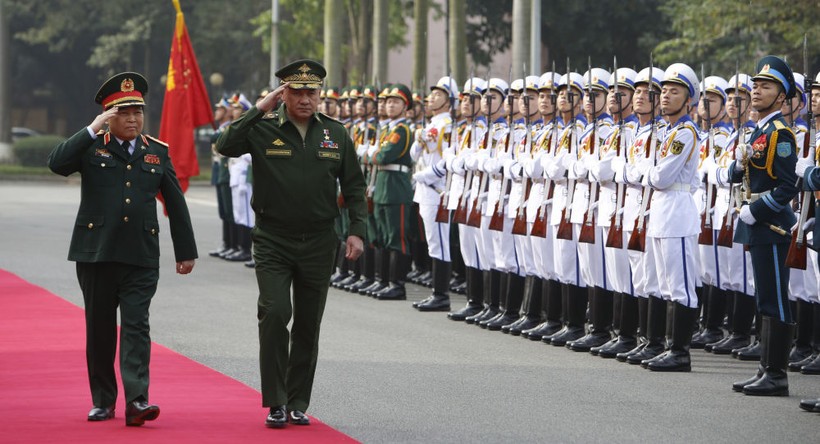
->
[773,120,795,138]
[144,134,169,148]
[261,112,278,120]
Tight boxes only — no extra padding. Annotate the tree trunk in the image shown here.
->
[372,0,387,84]
[324,0,343,87]
[448,0,466,84]
[412,0,428,91]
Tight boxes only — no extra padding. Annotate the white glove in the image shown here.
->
[792,217,816,233]
[356,144,368,157]
[739,205,756,225]
[484,158,501,174]
[706,163,719,185]
[412,168,435,186]
[611,156,626,175]
[796,157,814,178]
[435,158,447,172]
[451,157,466,174]
[443,150,456,163]
[559,153,574,169]
[367,144,378,158]
[509,162,524,179]
[501,158,517,178]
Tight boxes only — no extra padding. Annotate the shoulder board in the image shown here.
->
[103,132,111,145]
[599,121,613,127]
[772,120,795,137]
[261,112,278,120]
[144,134,169,148]
[318,112,343,125]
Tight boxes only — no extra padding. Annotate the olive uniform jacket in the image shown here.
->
[48,128,198,268]
[372,118,413,205]
[215,104,367,239]
[730,112,798,245]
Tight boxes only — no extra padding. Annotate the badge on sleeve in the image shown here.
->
[388,132,401,144]
[670,140,684,155]
[776,142,791,158]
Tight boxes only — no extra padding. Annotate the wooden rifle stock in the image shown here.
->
[452,175,471,224]
[715,198,735,248]
[511,179,531,235]
[488,178,507,231]
[435,191,450,222]
[530,181,553,238]
[697,183,716,245]
[627,189,652,252]
[466,171,485,227]
[578,182,598,244]
[605,183,625,248]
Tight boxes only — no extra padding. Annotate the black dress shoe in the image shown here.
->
[125,399,160,426]
[244,260,256,268]
[266,405,287,428]
[416,295,450,311]
[208,246,228,257]
[288,410,310,425]
[448,303,484,321]
[225,249,252,262]
[799,398,820,412]
[87,405,115,421]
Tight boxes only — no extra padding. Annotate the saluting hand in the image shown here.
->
[89,106,120,133]
[256,83,289,112]
[176,259,195,275]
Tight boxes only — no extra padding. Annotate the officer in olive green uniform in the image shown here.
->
[47,72,197,426]
[215,59,367,428]
[370,83,415,300]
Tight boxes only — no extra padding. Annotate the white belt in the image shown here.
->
[749,190,771,203]
[667,183,691,192]
[378,164,411,173]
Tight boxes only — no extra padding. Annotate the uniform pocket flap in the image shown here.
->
[141,162,163,174]
[76,215,105,229]
[89,157,116,168]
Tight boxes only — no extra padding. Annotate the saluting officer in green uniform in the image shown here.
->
[47,72,197,426]
[370,84,415,300]
[215,59,367,428]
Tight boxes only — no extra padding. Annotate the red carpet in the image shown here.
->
[0,269,357,443]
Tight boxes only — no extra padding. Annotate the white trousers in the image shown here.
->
[652,235,699,308]
[418,203,451,261]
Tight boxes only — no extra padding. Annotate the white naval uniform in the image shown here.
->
[616,117,666,298]
[644,115,700,308]
[229,153,254,228]
[411,111,453,261]
[523,118,563,281]
[695,122,731,290]
[544,114,588,286]
[573,115,614,290]
[788,120,818,304]
[594,115,637,295]
[713,122,756,298]
[509,118,544,277]
[452,118,487,269]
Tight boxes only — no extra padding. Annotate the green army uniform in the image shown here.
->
[215,59,367,414]
[47,73,197,414]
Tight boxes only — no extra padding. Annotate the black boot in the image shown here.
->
[209,220,232,257]
[600,293,639,359]
[629,296,667,365]
[799,398,820,412]
[487,273,526,331]
[467,270,499,324]
[448,267,484,321]
[524,279,562,340]
[416,259,451,311]
[692,285,726,348]
[787,299,815,367]
[479,271,508,328]
[569,287,614,352]
[593,291,623,355]
[376,251,409,301]
[369,248,393,297]
[225,226,252,261]
[502,275,533,334]
[647,302,697,372]
[797,303,820,374]
[711,292,755,354]
[735,312,762,361]
[509,277,544,335]
[345,246,374,292]
[549,284,587,346]
[543,282,571,344]
[330,241,350,287]
[743,316,794,396]
[618,296,650,362]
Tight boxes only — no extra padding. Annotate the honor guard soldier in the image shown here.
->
[636,63,701,372]
[224,94,254,263]
[48,72,197,426]
[717,55,799,396]
[567,67,615,352]
[209,96,236,259]
[216,59,367,426]
[369,84,415,300]
[411,76,459,311]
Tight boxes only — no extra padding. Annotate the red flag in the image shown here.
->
[159,0,213,192]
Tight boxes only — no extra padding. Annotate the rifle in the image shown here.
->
[717,63,742,247]
[453,69,477,224]
[698,64,716,246]
[556,57,576,240]
[512,73,534,235]
[489,67,515,231]
[436,72,458,223]
[786,35,813,270]
[579,58,599,244]
[467,71,494,228]
[606,56,626,248]
[366,77,382,214]
[627,54,656,252]
[531,62,558,238]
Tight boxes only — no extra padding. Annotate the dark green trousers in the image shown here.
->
[76,262,158,407]
[374,202,411,254]
[252,226,336,411]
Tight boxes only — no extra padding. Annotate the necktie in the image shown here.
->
[122,140,132,156]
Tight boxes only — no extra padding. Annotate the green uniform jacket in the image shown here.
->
[48,128,198,268]
[215,104,367,239]
[372,119,413,205]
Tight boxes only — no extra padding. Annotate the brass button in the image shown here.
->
[100,162,106,167]
[151,228,157,235]
[87,223,94,229]
[151,168,156,173]
[123,216,129,222]
[126,181,131,187]
[127,165,132,170]
[125,198,131,204]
